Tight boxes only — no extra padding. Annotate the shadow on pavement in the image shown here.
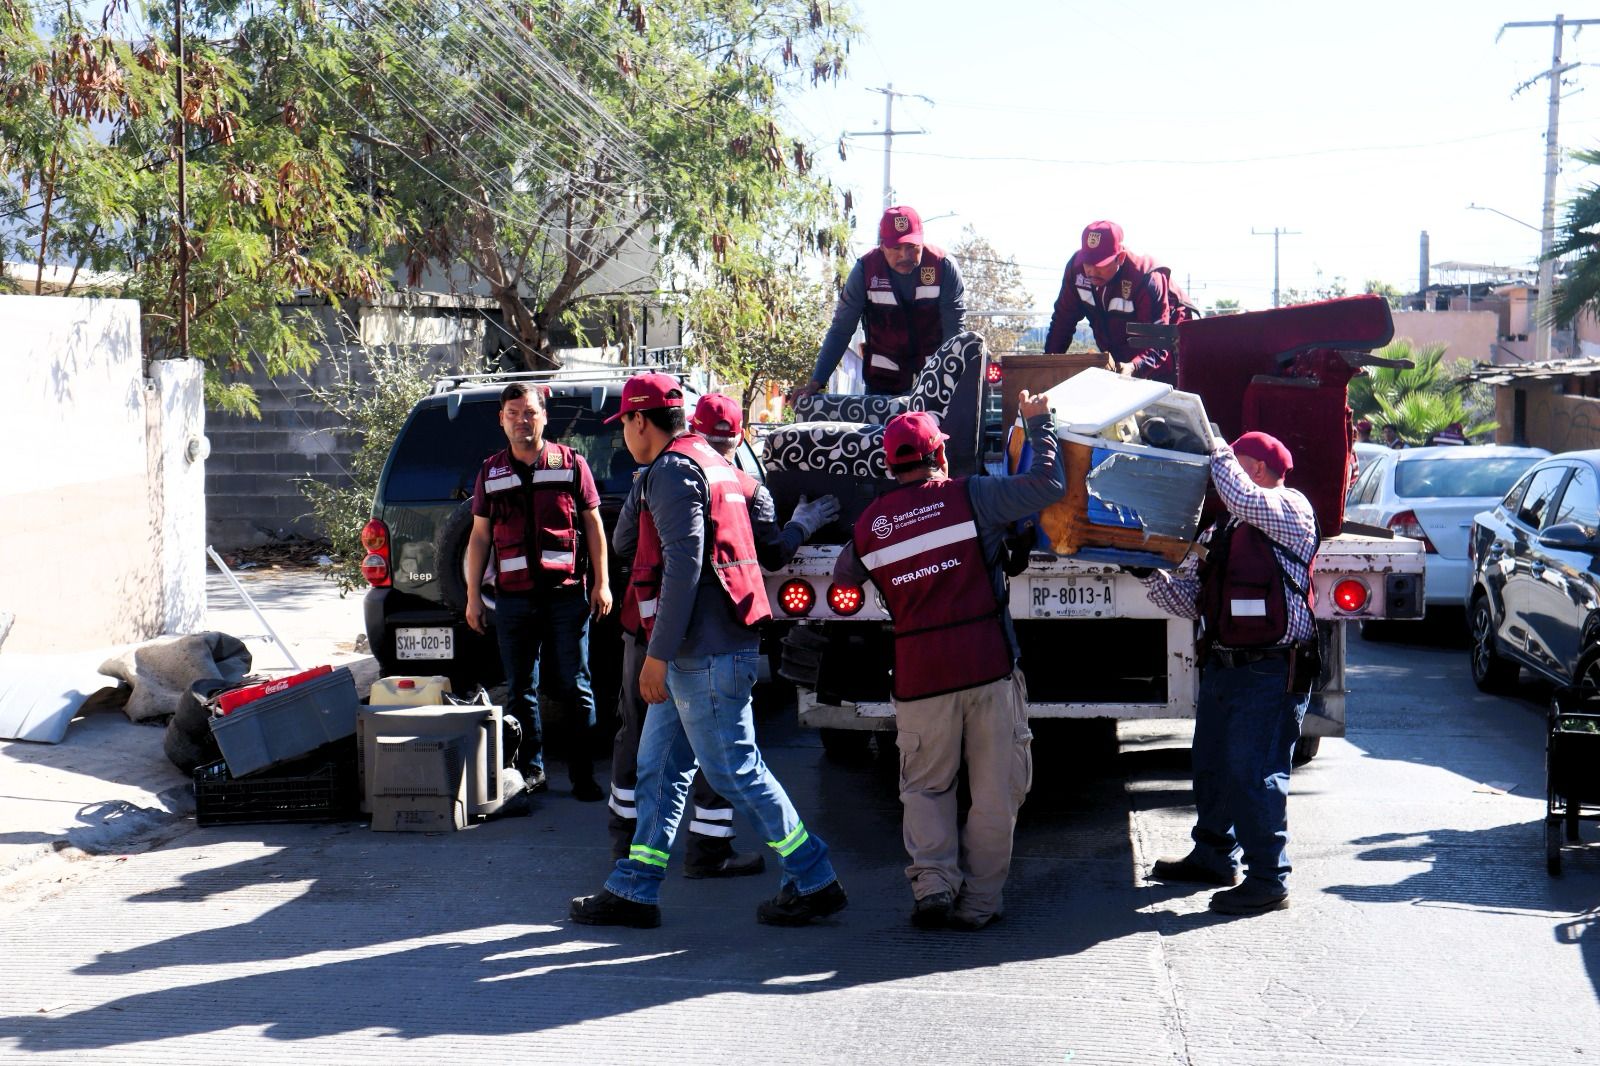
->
[0,708,1167,1052]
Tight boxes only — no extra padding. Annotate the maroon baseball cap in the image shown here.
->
[604,372,684,423]
[1080,220,1124,268]
[883,410,949,463]
[1231,431,1293,476]
[691,393,743,443]
[879,205,925,247]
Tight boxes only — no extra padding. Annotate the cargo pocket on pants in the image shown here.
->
[896,730,921,789]
[1010,686,1033,805]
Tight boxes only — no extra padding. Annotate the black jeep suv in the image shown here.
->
[359,370,763,704]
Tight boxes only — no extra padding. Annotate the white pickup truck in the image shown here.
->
[755,301,1427,765]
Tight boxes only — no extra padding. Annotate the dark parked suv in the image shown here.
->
[360,369,763,701]
[1468,450,1600,694]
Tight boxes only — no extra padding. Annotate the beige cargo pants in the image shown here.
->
[893,672,1033,921]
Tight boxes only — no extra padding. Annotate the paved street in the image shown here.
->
[1,610,1598,1064]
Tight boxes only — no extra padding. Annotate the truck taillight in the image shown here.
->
[985,362,1003,384]
[1387,510,1437,553]
[778,579,815,616]
[827,583,864,616]
[361,518,392,587]
[1331,578,1370,614]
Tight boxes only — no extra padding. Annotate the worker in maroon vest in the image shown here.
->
[1139,432,1320,916]
[606,393,838,878]
[1044,220,1194,384]
[572,374,846,929]
[833,396,1066,931]
[792,205,967,400]
[465,382,611,801]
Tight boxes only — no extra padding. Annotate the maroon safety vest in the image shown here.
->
[1198,518,1315,649]
[861,246,947,393]
[630,435,771,638]
[479,442,582,594]
[853,476,1013,701]
[1070,251,1192,382]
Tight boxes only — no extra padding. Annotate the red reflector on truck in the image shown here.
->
[985,362,1003,384]
[778,580,815,616]
[1332,578,1369,613]
[827,583,864,615]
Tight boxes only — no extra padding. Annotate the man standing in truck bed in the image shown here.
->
[1044,220,1194,383]
[791,205,967,400]
[832,395,1066,931]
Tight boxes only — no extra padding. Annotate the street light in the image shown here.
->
[1467,203,1549,362]
[1467,202,1540,232]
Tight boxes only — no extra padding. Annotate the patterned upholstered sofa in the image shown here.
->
[764,331,986,482]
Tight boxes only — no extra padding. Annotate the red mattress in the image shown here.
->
[1178,295,1392,533]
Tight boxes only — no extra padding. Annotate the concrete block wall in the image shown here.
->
[0,295,206,652]
[205,305,487,549]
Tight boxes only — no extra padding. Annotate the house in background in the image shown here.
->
[1467,358,1600,453]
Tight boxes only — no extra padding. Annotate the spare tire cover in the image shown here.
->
[434,500,496,615]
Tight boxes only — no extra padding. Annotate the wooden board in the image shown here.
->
[997,351,1116,431]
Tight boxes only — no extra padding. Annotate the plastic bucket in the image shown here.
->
[369,675,453,708]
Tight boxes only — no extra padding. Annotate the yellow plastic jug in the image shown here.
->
[369,675,453,708]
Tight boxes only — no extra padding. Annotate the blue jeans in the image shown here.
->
[1189,654,1310,891]
[605,651,836,905]
[494,584,595,775]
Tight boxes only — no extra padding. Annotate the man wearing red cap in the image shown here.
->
[792,205,967,400]
[572,374,846,928]
[1138,431,1320,915]
[833,393,1065,931]
[605,392,840,878]
[1044,221,1194,384]
[464,382,611,800]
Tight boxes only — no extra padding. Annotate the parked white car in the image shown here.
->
[1345,444,1549,609]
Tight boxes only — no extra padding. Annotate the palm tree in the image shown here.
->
[1348,339,1496,444]
[1550,148,1600,327]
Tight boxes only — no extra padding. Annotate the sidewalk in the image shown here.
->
[0,565,372,881]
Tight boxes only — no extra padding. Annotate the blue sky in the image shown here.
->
[782,1,1600,315]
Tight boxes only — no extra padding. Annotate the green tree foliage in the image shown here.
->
[1550,147,1600,327]
[1363,279,1405,310]
[1281,275,1347,306]
[950,225,1033,352]
[1347,338,1496,444]
[0,0,398,414]
[298,341,452,592]
[334,0,858,370]
[1208,297,1241,316]
[681,246,833,409]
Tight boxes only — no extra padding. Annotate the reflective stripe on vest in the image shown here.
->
[1107,297,1134,313]
[628,434,771,639]
[854,477,1013,701]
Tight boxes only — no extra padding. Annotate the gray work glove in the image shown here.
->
[790,494,841,540]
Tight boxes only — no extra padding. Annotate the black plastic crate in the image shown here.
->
[193,740,359,827]
[1551,711,1600,805]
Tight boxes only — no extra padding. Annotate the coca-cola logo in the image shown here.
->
[872,515,893,540]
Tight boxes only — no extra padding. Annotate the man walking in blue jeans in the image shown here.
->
[465,382,611,801]
[570,373,846,929]
[1138,431,1319,915]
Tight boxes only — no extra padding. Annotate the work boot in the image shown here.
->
[910,890,955,930]
[946,910,1002,932]
[1150,850,1238,886]
[570,774,604,803]
[755,880,848,926]
[523,766,549,795]
[569,888,661,929]
[1208,880,1290,915]
[684,851,766,879]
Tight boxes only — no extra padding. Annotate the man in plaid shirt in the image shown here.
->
[1138,431,1319,915]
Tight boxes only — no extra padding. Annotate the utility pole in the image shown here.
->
[174,0,189,359]
[1252,227,1300,308]
[847,84,930,210]
[1500,14,1600,362]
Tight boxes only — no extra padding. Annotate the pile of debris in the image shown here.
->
[217,534,336,571]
